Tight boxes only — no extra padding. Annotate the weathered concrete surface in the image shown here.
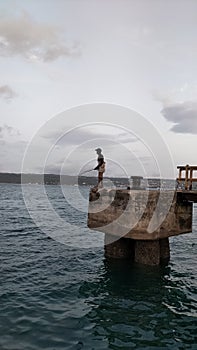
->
[104,234,135,259]
[104,234,170,265]
[135,238,170,265]
[160,238,170,261]
[88,189,193,240]
[88,189,193,265]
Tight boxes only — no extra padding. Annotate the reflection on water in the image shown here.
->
[79,258,197,349]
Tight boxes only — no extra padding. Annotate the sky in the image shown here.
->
[0,0,197,178]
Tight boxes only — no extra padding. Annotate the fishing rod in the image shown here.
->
[80,169,94,176]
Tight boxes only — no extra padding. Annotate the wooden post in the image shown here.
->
[185,164,189,190]
[189,168,193,190]
[177,165,197,191]
[178,168,182,182]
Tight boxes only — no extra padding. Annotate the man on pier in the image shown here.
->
[94,148,105,188]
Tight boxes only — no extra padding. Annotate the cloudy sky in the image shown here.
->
[0,0,197,178]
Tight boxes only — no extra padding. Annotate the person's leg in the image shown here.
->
[98,172,103,188]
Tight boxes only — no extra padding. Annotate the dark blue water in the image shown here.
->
[0,184,197,350]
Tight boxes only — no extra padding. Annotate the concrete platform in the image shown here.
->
[88,189,193,265]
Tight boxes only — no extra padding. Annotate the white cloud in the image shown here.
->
[0,85,17,100]
[41,124,137,146]
[0,124,27,172]
[0,13,79,62]
[0,124,20,139]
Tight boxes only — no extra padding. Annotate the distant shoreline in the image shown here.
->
[0,172,175,188]
[0,172,129,186]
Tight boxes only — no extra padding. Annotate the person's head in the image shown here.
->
[95,148,102,154]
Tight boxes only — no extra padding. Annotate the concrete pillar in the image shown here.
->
[130,176,143,189]
[135,240,160,265]
[105,236,170,265]
[160,238,170,262]
[104,234,135,260]
[88,189,193,266]
[134,238,170,265]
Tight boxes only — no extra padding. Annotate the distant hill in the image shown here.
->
[0,173,130,187]
[0,173,180,190]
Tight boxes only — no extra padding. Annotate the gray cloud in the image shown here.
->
[0,13,79,62]
[161,101,197,134]
[0,124,20,138]
[0,85,17,100]
[41,126,137,146]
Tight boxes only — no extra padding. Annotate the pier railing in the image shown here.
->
[177,165,197,190]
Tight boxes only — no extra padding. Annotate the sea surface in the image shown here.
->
[0,184,197,350]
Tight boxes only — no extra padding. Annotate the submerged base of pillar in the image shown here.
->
[104,234,135,259]
[160,237,170,263]
[104,234,170,266]
[135,238,170,265]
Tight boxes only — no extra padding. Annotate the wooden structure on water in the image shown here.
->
[176,165,197,204]
[177,164,197,191]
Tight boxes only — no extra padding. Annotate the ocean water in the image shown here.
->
[0,184,197,350]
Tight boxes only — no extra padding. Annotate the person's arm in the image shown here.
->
[94,155,104,170]
[94,164,99,170]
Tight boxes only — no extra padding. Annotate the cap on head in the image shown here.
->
[95,148,102,153]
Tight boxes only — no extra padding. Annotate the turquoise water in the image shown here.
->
[0,184,197,349]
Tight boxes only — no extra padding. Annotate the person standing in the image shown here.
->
[94,148,105,188]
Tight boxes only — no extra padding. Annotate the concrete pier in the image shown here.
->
[88,189,194,265]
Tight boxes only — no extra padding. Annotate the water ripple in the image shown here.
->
[0,185,197,349]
